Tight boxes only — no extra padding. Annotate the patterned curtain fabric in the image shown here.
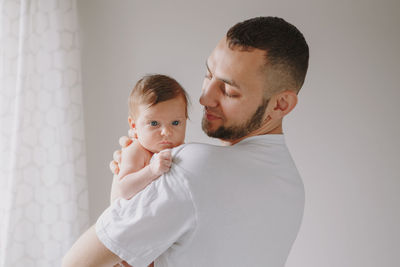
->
[0,0,89,266]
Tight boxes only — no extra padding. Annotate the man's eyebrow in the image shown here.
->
[205,61,241,89]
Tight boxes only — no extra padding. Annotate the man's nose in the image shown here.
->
[199,80,219,108]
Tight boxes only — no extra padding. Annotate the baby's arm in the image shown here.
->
[110,140,172,203]
[110,140,147,203]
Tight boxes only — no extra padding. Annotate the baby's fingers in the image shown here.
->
[109,160,119,175]
[162,158,172,167]
[159,154,172,162]
[113,150,122,163]
[160,149,171,156]
[119,136,133,148]
[159,150,172,160]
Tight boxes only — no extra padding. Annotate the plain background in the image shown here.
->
[76,1,400,266]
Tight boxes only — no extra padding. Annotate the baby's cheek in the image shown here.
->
[176,136,185,146]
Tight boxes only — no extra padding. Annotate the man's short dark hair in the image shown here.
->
[226,17,309,94]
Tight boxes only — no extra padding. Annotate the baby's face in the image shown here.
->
[134,97,187,153]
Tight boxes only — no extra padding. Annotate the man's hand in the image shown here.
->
[149,149,172,177]
[109,136,133,175]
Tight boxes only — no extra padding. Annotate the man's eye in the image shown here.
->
[223,90,239,98]
[172,120,180,126]
[150,121,158,126]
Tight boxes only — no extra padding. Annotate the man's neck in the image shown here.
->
[222,123,283,146]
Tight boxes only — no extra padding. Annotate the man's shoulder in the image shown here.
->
[168,143,227,176]
[172,142,222,160]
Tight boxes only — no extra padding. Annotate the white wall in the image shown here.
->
[77,1,400,266]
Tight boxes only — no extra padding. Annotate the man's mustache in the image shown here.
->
[204,107,224,119]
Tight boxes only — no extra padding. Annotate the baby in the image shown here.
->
[110,74,189,267]
[110,73,189,203]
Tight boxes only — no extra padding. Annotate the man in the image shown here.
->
[63,16,309,267]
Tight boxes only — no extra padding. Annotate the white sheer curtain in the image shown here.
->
[0,0,89,266]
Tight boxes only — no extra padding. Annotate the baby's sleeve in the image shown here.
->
[95,167,197,267]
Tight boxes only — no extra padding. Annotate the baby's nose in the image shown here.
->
[161,126,172,136]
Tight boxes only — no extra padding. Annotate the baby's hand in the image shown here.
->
[149,149,172,177]
[109,136,133,175]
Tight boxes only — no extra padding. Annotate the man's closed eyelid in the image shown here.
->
[224,90,240,98]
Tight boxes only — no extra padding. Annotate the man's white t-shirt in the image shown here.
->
[96,135,305,267]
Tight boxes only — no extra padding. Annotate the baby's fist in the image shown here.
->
[150,149,172,177]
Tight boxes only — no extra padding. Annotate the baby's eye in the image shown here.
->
[150,121,159,126]
[172,120,180,126]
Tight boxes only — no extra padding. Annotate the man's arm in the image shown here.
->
[63,137,136,266]
[62,225,121,267]
[65,137,196,267]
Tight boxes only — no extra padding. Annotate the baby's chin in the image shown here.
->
[156,142,184,152]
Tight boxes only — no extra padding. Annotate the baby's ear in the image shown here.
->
[128,116,135,129]
[127,117,138,139]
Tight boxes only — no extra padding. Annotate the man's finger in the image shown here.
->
[113,150,122,163]
[119,136,132,148]
[121,261,133,267]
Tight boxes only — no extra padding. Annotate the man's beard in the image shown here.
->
[202,98,270,141]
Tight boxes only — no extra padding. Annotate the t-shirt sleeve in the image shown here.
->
[95,167,197,267]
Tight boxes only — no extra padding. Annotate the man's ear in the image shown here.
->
[269,90,298,119]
